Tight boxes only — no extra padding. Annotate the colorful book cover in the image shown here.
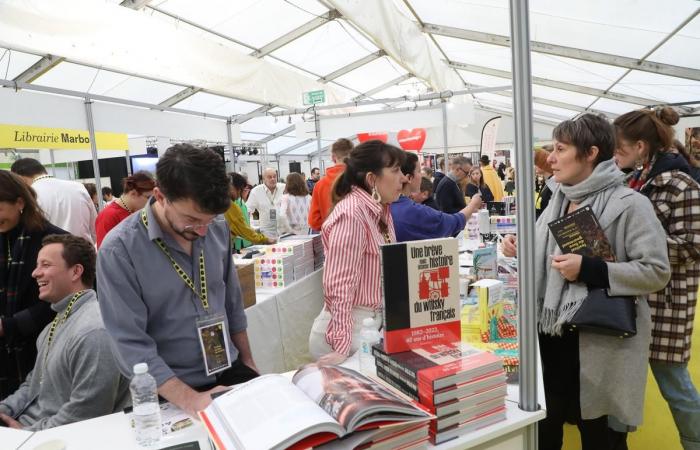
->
[381,238,461,353]
[547,205,615,261]
[472,245,497,280]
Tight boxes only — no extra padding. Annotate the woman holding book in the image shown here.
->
[465,167,494,203]
[502,114,670,450]
[614,107,700,450]
[309,140,406,365]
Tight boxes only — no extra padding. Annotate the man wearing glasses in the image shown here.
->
[434,156,473,213]
[97,144,258,417]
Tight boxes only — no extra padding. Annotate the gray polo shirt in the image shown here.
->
[97,200,247,388]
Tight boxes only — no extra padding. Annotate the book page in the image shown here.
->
[208,374,342,450]
[292,364,428,432]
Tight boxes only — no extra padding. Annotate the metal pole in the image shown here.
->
[441,101,449,163]
[509,0,539,424]
[49,149,56,176]
[125,149,131,176]
[226,119,235,173]
[84,98,104,211]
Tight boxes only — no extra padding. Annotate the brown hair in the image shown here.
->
[419,177,433,195]
[468,167,486,188]
[123,170,155,194]
[673,139,700,168]
[42,234,96,287]
[331,138,354,161]
[553,113,615,165]
[534,148,553,174]
[332,140,406,205]
[0,171,46,232]
[285,172,308,196]
[613,106,679,163]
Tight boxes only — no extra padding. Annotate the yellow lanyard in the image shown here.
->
[41,290,86,381]
[141,210,209,311]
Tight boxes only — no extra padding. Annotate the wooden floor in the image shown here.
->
[562,315,699,450]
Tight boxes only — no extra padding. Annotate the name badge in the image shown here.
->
[196,314,232,376]
[269,208,277,222]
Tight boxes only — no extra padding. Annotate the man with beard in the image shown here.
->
[97,144,258,417]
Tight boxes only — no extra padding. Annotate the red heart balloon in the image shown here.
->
[397,128,427,151]
[357,132,388,143]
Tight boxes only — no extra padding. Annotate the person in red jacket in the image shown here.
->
[308,138,354,231]
[95,171,155,248]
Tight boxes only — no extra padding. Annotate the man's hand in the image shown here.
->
[0,413,23,429]
[317,351,348,366]
[264,237,276,245]
[501,234,517,258]
[550,254,583,282]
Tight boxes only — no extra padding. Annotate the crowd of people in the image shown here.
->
[0,106,697,450]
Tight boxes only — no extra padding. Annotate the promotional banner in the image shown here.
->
[397,128,427,152]
[357,132,388,143]
[0,124,128,150]
[479,116,501,161]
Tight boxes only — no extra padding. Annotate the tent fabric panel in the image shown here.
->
[270,20,378,77]
[152,0,328,50]
[609,71,700,105]
[333,57,408,95]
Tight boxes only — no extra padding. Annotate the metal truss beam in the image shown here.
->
[13,55,64,83]
[425,22,700,82]
[447,61,693,112]
[274,138,316,155]
[251,10,341,58]
[318,51,384,82]
[353,73,413,101]
[159,86,202,107]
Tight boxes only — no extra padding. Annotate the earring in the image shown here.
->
[19,209,23,215]
[371,186,381,203]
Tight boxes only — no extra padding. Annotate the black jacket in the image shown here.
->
[465,183,494,203]
[435,176,466,214]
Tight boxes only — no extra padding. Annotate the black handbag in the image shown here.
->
[566,289,637,338]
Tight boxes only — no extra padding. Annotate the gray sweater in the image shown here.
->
[0,290,130,430]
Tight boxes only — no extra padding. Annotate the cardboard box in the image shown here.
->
[234,260,256,308]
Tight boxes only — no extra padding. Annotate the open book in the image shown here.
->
[199,364,431,450]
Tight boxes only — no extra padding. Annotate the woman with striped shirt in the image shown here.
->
[309,140,407,365]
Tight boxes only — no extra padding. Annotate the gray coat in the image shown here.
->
[574,185,670,426]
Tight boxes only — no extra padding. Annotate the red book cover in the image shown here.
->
[381,238,461,353]
[373,342,503,392]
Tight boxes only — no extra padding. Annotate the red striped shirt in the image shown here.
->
[321,187,396,355]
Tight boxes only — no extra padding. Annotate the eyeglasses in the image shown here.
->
[167,200,226,232]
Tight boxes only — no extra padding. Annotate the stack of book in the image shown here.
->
[269,239,315,281]
[372,342,507,445]
[253,253,295,289]
[284,234,324,270]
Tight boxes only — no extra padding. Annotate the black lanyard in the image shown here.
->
[141,210,209,311]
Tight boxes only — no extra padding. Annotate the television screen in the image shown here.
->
[130,156,158,175]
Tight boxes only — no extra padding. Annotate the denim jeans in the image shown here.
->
[650,361,700,450]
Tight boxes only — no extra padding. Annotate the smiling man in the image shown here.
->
[97,144,258,418]
[0,235,128,430]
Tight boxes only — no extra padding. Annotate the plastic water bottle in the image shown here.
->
[130,363,162,447]
[358,318,381,374]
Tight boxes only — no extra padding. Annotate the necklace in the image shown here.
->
[116,196,133,213]
[32,174,53,184]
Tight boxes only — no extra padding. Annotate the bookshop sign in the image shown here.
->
[0,124,128,150]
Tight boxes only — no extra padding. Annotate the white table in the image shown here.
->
[1,427,32,450]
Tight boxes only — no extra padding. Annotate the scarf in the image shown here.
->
[628,158,654,192]
[0,226,32,319]
[534,159,625,336]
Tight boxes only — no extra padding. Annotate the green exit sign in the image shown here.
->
[303,90,325,105]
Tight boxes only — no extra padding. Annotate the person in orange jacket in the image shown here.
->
[308,138,354,231]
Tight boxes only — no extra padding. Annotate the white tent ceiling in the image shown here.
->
[0,0,698,157]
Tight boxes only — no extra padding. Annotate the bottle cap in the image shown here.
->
[133,362,148,375]
[362,317,375,327]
